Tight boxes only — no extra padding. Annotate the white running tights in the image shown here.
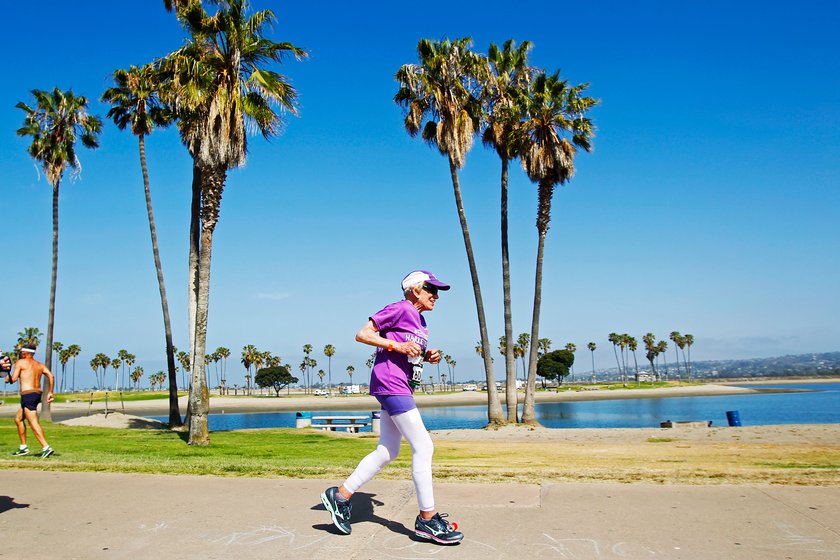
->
[342,408,435,511]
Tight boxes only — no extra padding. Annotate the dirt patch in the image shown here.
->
[58,412,167,430]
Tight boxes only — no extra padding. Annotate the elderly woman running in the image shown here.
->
[320,270,463,545]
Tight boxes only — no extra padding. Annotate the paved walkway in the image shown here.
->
[1,471,838,559]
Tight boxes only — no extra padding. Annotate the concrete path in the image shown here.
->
[1,471,838,559]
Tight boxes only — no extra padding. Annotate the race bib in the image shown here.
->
[408,355,424,388]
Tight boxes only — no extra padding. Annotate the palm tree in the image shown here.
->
[298,361,307,391]
[52,341,63,375]
[395,37,504,426]
[449,358,457,387]
[67,344,81,392]
[519,71,597,424]
[16,88,102,420]
[216,346,230,394]
[626,337,640,382]
[177,350,191,389]
[324,344,335,396]
[58,348,71,393]
[124,353,136,392]
[346,365,355,387]
[131,366,144,390]
[538,338,552,356]
[608,332,622,381]
[587,341,596,383]
[317,369,325,388]
[117,349,129,389]
[99,354,112,390]
[669,331,683,379]
[89,356,100,390]
[443,354,454,389]
[684,334,694,379]
[565,343,577,382]
[643,333,656,378]
[250,350,266,395]
[483,39,533,424]
[302,344,313,394]
[111,358,122,391]
[618,334,631,385]
[102,64,182,426]
[16,328,42,351]
[210,351,221,391]
[241,344,257,394]
[308,358,317,393]
[656,341,668,379]
[163,0,307,445]
[516,332,530,385]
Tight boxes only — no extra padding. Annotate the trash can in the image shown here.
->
[371,411,381,434]
[295,411,312,429]
[726,410,741,427]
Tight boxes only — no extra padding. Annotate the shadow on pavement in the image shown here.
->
[312,491,414,537]
[0,495,30,514]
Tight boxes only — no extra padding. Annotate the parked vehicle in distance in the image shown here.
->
[462,384,478,391]
[313,389,328,396]
[340,384,361,395]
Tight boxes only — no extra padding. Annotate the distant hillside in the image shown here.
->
[592,352,840,381]
[691,351,840,379]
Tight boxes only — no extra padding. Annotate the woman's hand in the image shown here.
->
[424,349,441,364]
[399,341,423,358]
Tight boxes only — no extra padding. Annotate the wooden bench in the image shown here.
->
[311,415,371,433]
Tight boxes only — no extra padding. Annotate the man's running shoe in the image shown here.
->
[11,447,29,456]
[414,513,463,545]
[320,486,352,535]
[40,446,54,458]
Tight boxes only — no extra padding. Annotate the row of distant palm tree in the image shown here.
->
[604,332,695,384]
[240,345,283,395]
[479,334,552,382]
[395,37,597,426]
[300,343,358,395]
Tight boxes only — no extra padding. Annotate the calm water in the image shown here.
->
[148,382,840,432]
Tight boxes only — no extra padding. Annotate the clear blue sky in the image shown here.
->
[2,1,838,388]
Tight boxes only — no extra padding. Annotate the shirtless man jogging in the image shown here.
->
[5,347,54,458]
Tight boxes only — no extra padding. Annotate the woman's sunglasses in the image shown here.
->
[422,283,439,295]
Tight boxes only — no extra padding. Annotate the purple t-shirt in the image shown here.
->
[368,300,428,396]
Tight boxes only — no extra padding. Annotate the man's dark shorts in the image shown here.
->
[20,392,42,411]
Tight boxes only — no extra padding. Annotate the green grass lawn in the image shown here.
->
[0,422,400,479]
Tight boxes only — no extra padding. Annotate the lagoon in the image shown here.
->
[148,382,840,432]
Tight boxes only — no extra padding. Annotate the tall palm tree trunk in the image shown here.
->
[42,181,61,421]
[183,165,202,430]
[188,164,201,377]
[138,135,182,427]
[522,229,547,424]
[448,158,504,425]
[500,157,518,423]
[188,166,225,445]
[523,181,553,425]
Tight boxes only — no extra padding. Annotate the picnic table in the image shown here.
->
[310,415,371,433]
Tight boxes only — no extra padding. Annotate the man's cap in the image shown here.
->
[401,270,450,292]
